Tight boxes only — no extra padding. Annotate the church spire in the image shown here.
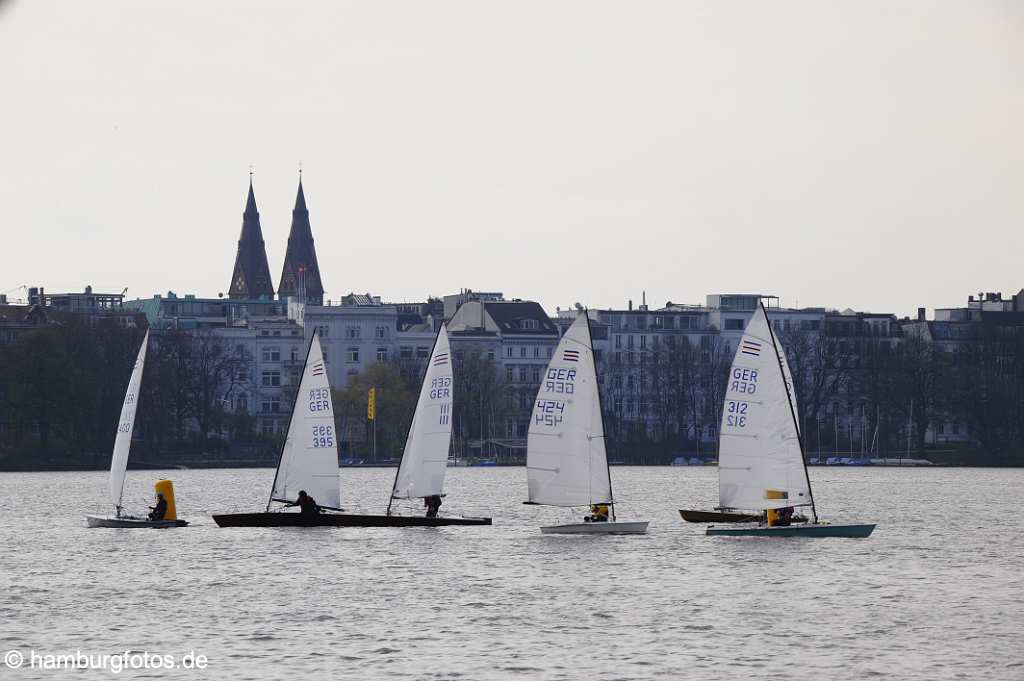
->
[278,175,324,305]
[228,178,275,300]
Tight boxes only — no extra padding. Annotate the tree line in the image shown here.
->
[2,320,1022,469]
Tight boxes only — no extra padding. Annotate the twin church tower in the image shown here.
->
[228,176,325,305]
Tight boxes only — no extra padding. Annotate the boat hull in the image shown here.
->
[706,522,876,538]
[679,509,760,523]
[85,515,189,528]
[679,509,809,524]
[211,512,492,527]
[540,520,649,535]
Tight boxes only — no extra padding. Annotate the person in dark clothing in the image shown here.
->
[584,504,609,523]
[148,493,167,521]
[775,506,794,527]
[286,490,320,515]
[424,495,442,518]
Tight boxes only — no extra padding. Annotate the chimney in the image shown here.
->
[917,307,926,322]
[628,299,633,311]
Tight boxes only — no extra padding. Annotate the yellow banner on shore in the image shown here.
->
[367,387,376,421]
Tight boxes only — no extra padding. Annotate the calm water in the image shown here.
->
[1,467,1022,680]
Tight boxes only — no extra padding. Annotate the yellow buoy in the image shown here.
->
[154,479,178,521]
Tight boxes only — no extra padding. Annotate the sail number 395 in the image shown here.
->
[312,424,334,448]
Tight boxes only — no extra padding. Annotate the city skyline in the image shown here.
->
[1,2,1022,318]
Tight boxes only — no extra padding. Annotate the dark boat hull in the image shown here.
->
[706,522,876,538]
[679,509,760,523]
[679,509,810,524]
[212,512,492,527]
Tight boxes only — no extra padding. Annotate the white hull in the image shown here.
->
[540,520,649,535]
[85,515,187,529]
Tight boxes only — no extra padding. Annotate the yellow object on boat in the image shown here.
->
[764,489,788,500]
[154,479,178,521]
[766,508,779,526]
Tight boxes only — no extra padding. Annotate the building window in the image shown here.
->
[506,366,514,381]
[546,347,552,357]
[400,346,413,359]
[375,326,387,339]
[519,367,528,382]
[615,335,622,350]
[487,349,495,361]
[235,368,248,382]
[520,346,527,358]
[347,347,360,363]
[531,366,541,383]
[416,346,429,359]
[376,347,388,362]
[261,397,281,413]
[506,346,513,358]
[262,346,281,362]
[316,325,330,337]
[234,393,248,411]
[627,335,634,349]
[261,370,281,387]
[725,319,744,331]
[346,326,361,339]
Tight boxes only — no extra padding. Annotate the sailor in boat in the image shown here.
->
[424,495,442,518]
[285,490,321,516]
[147,492,167,521]
[767,506,795,527]
[584,504,609,523]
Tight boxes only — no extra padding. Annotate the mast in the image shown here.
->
[761,300,818,523]
[387,322,443,516]
[584,310,615,521]
[266,330,317,511]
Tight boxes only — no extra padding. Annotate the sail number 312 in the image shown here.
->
[725,400,748,428]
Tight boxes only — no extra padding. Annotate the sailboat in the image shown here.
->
[525,311,649,534]
[86,330,189,528]
[680,336,806,524]
[213,328,490,527]
[694,301,875,538]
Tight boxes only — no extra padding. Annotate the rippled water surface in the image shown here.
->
[1,467,1022,680]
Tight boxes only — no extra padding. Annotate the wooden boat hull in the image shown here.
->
[706,522,876,538]
[679,509,810,524]
[540,520,649,535]
[212,512,492,527]
[85,515,189,528]
[679,509,760,523]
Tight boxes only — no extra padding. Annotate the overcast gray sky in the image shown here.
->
[1,1,1021,316]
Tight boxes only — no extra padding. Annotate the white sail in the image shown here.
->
[109,330,150,511]
[718,304,812,511]
[778,342,799,434]
[392,326,453,499]
[270,334,341,509]
[527,313,612,507]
